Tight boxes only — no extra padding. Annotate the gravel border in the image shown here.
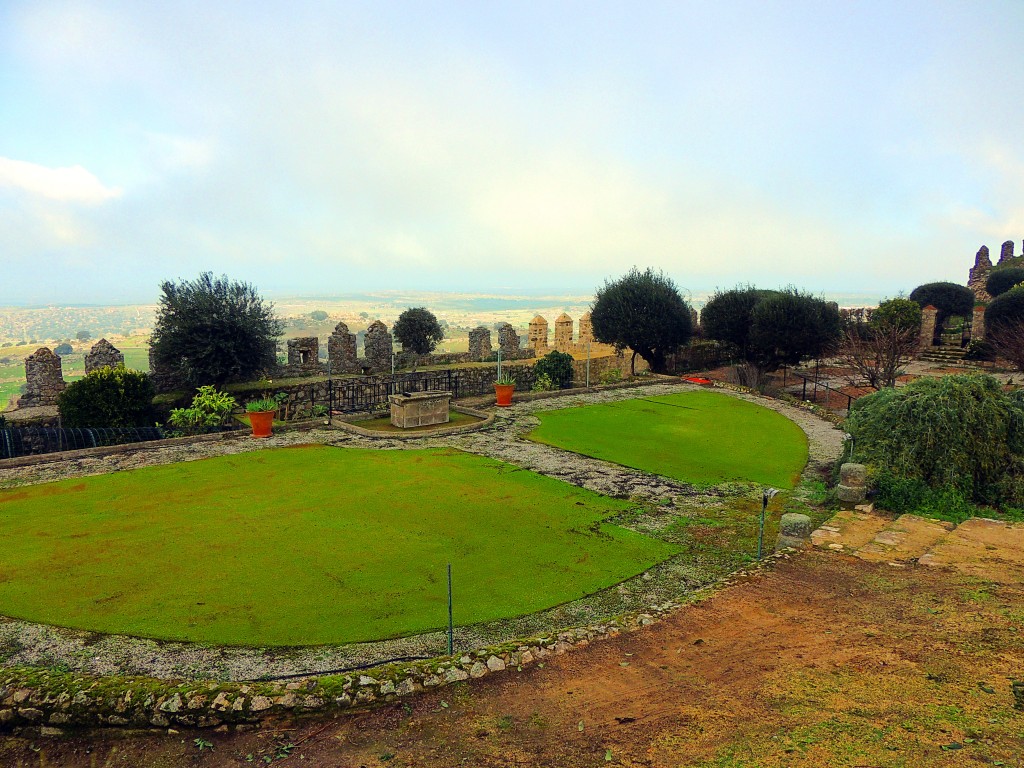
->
[0,381,844,681]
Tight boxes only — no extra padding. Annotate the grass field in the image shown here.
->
[0,446,675,646]
[527,391,808,488]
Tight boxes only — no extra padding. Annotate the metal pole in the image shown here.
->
[327,360,333,425]
[497,348,502,381]
[758,492,767,560]
[447,563,454,656]
[586,342,591,388]
[391,354,395,375]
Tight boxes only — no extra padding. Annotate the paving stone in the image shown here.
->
[856,514,955,563]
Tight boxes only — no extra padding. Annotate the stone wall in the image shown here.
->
[528,315,549,352]
[497,323,521,356]
[554,313,573,352]
[364,321,393,374]
[328,323,359,374]
[84,339,124,373]
[969,245,994,303]
[468,327,492,359]
[919,305,939,349]
[20,348,65,407]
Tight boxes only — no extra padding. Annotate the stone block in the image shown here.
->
[388,390,452,428]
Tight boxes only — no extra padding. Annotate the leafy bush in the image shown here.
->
[54,342,73,356]
[532,373,556,392]
[964,339,996,362]
[986,267,1024,298]
[985,284,1024,331]
[748,290,842,370]
[870,471,976,523]
[58,367,155,428]
[908,281,975,319]
[166,386,237,435]
[599,368,622,384]
[846,374,1024,508]
[534,350,574,389]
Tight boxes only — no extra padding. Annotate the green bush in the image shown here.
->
[532,373,556,392]
[986,267,1024,298]
[985,284,1024,332]
[58,366,155,428]
[534,350,574,388]
[599,368,622,385]
[166,385,237,435]
[908,282,975,320]
[846,374,1024,509]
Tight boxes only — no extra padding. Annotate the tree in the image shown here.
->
[908,282,975,327]
[700,287,778,359]
[841,298,922,389]
[985,285,1024,370]
[393,307,444,356]
[76,330,91,342]
[748,290,842,370]
[57,366,155,428]
[533,350,574,390]
[310,310,329,321]
[986,267,1024,298]
[54,342,73,356]
[590,268,693,374]
[149,272,283,388]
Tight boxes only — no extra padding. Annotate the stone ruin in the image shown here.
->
[527,315,549,351]
[554,313,573,352]
[468,326,492,359]
[21,347,66,407]
[497,323,520,356]
[969,245,994,303]
[286,337,322,375]
[328,322,359,374]
[578,313,594,345]
[525,313,617,357]
[363,321,394,373]
[84,339,124,373]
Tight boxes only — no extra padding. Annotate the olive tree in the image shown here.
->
[590,268,693,374]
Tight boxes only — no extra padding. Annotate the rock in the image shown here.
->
[276,694,298,709]
[423,676,442,688]
[159,693,182,713]
[0,710,12,724]
[186,695,208,710]
[40,726,66,737]
[249,696,273,712]
[19,708,43,721]
[212,692,231,711]
[358,675,378,687]
[301,696,324,708]
[776,512,813,551]
[150,714,170,727]
[379,681,396,696]
[48,712,71,725]
[105,715,130,726]
[444,668,469,683]
[396,679,418,696]
[354,689,376,705]
[285,681,302,690]
[486,656,506,672]
[520,651,534,665]
[469,662,488,679]
[333,694,353,707]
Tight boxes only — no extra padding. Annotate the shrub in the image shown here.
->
[986,267,1024,298]
[599,368,622,385]
[54,342,73,356]
[166,385,237,435]
[58,367,155,428]
[748,290,842,370]
[846,374,1024,507]
[985,284,1024,330]
[532,373,556,392]
[908,281,975,320]
[534,350,574,389]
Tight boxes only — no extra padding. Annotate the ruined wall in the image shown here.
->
[20,348,65,407]
[363,321,394,374]
[328,323,359,374]
[84,339,125,373]
[468,327,492,359]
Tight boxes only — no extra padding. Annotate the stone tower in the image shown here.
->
[468,326,492,359]
[554,313,574,352]
[528,315,549,352]
[578,313,594,346]
[968,245,993,303]
[497,323,520,356]
[22,347,66,407]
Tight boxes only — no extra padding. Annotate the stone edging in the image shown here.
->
[0,551,796,732]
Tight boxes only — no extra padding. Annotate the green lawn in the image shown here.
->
[0,446,675,646]
[527,391,808,488]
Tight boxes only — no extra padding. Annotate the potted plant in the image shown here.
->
[245,397,280,438]
[494,372,516,407]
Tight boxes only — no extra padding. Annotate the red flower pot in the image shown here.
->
[494,383,515,407]
[248,410,275,438]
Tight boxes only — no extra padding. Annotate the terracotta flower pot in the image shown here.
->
[494,383,515,407]
[248,410,275,438]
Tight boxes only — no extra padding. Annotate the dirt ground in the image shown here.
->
[2,550,1022,767]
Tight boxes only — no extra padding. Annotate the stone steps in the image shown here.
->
[813,509,1024,580]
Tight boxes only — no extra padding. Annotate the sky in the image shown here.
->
[2,0,1024,306]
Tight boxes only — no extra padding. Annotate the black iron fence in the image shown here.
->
[789,369,854,412]
[0,426,167,460]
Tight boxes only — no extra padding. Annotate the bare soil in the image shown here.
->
[4,550,1023,767]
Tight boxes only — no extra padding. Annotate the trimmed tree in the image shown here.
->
[590,268,693,374]
[985,285,1024,370]
[149,273,283,388]
[700,287,778,360]
[908,281,975,321]
[986,267,1024,298]
[748,290,842,371]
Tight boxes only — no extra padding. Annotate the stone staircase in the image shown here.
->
[917,344,971,366]
[811,505,1024,581]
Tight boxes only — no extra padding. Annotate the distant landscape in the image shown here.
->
[0,289,886,411]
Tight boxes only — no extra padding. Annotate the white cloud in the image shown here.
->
[0,157,122,203]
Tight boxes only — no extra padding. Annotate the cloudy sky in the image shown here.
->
[2,0,1023,305]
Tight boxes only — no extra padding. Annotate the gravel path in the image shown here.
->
[0,381,845,680]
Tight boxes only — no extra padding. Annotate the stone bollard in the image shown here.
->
[775,513,812,551]
[837,463,867,508]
